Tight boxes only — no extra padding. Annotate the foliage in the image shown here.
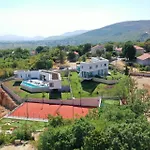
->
[13,123,34,140]
[122,41,136,60]
[48,115,64,128]
[144,38,150,52]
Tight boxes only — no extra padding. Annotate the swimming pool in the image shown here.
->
[21,80,49,93]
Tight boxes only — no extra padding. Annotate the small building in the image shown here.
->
[14,70,61,91]
[134,45,145,56]
[79,57,109,80]
[115,47,122,55]
[90,45,105,55]
[137,53,150,66]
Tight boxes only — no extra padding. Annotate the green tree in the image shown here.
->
[105,43,113,52]
[67,51,76,62]
[34,59,53,69]
[82,43,91,54]
[144,38,150,52]
[123,41,136,60]
[35,46,44,53]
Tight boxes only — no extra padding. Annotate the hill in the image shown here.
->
[62,20,150,44]
[44,30,88,41]
[0,20,150,49]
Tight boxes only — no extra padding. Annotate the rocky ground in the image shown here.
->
[0,88,17,118]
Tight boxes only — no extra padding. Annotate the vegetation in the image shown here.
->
[38,81,150,149]
[122,41,136,60]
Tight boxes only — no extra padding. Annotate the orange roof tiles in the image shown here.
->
[137,53,150,60]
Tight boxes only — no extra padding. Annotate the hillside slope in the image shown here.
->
[62,20,150,44]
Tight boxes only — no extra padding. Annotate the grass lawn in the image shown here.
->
[101,99,120,106]
[3,80,49,99]
[61,77,69,86]
[69,72,116,98]
[61,92,72,100]
[0,118,47,131]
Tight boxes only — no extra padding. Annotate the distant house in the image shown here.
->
[30,50,36,56]
[90,45,105,54]
[134,45,145,56]
[115,47,122,54]
[137,53,150,65]
[79,57,109,80]
[115,45,144,56]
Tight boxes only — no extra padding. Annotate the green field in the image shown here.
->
[69,72,116,98]
[0,118,47,131]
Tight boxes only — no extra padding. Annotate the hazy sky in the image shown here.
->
[0,0,150,37]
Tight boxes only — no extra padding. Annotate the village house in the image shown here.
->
[115,45,145,56]
[90,45,105,55]
[137,53,150,66]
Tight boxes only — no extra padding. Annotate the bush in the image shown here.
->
[48,115,64,128]
[13,124,34,141]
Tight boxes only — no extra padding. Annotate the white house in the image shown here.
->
[79,57,109,80]
[14,70,61,90]
[137,53,150,66]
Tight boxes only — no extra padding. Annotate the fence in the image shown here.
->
[27,97,101,107]
[130,72,150,77]
[92,78,118,85]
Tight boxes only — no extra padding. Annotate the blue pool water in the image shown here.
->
[21,81,47,88]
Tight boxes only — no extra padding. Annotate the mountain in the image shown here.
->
[59,20,150,45]
[0,35,44,41]
[44,30,88,41]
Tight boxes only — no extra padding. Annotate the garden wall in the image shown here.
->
[130,72,150,77]
[27,97,100,107]
[92,78,118,85]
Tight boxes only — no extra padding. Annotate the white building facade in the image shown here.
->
[79,57,109,80]
[14,70,61,90]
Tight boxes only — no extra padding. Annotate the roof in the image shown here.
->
[91,45,104,50]
[115,47,122,52]
[137,53,150,60]
[134,45,144,50]
[74,51,79,55]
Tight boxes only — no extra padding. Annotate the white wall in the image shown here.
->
[40,71,50,81]
[80,60,108,72]
[14,70,40,80]
[137,58,150,66]
[49,80,61,90]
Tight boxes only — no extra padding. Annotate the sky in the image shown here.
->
[0,0,150,37]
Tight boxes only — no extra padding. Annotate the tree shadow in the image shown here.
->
[81,80,99,93]
[50,90,61,99]
[13,81,22,86]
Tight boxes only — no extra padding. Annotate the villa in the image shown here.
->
[79,57,109,80]
[14,70,61,92]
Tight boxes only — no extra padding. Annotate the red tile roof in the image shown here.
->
[115,47,122,52]
[137,53,150,60]
[134,45,144,50]
[74,51,79,55]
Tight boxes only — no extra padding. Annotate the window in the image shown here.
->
[96,65,98,68]
[104,64,107,67]
[49,83,54,87]
[81,66,83,69]
[89,66,92,69]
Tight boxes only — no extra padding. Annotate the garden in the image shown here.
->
[2,70,124,100]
